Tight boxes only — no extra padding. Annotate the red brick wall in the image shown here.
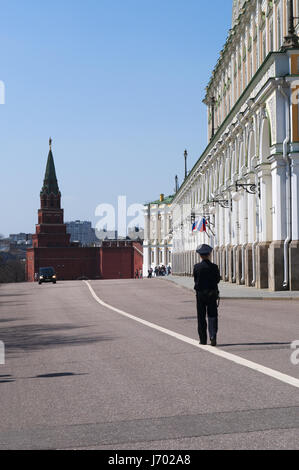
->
[100,247,134,279]
[100,243,143,280]
[26,249,38,282]
[27,243,143,281]
[27,247,101,281]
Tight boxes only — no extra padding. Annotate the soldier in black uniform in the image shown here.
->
[193,244,221,347]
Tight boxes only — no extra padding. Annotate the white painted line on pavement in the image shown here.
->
[0,341,4,365]
[84,281,299,389]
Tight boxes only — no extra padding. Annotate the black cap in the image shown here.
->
[196,244,213,255]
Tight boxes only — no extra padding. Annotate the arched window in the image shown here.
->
[239,142,244,174]
[248,131,255,169]
[226,154,232,182]
[259,117,271,162]
[232,149,238,177]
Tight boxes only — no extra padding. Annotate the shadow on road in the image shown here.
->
[0,323,116,356]
[0,293,31,297]
[32,372,88,379]
[177,316,197,320]
[0,302,27,307]
[0,318,26,323]
[0,374,15,384]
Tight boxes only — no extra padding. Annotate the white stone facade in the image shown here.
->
[143,196,174,277]
[171,0,299,291]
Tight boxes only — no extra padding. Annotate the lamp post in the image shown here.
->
[282,0,299,49]
[211,97,216,139]
[184,150,188,180]
[175,175,179,193]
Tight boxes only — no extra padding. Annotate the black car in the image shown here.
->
[38,267,57,285]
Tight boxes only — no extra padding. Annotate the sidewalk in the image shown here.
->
[161,275,299,300]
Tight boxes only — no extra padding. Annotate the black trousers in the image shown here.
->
[196,293,218,343]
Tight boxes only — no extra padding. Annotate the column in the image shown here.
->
[290,155,299,290]
[256,165,272,289]
[245,174,256,286]
[162,245,166,266]
[236,191,247,285]
[143,206,151,277]
[268,157,287,291]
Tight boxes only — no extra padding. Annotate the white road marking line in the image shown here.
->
[84,281,299,389]
[0,341,4,365]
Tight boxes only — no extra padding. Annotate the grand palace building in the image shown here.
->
[171,0,299,291]
[143,194,174,276]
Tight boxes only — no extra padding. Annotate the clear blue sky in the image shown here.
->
[0,0,232,237]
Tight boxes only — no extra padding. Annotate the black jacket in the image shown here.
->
[193,260,221,293]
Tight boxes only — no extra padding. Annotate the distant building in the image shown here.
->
[128,226,144,241]
[1,235,32,261]
[95,229,118,241]
[9,233,32,244]
[143,194,174,277]
[66,221,97,246]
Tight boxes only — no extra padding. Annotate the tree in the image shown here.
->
[0,256,26,283]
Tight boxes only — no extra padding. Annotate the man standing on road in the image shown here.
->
[194,244,221,347]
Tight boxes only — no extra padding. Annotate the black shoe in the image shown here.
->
[210,337,217,347]
[199,340,207,345]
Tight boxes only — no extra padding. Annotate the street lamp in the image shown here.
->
[282,0,299,49]
[184,150,188,180]
[175,175,179,193]
[211,97,216,139]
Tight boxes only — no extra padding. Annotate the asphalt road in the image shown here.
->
[0,279,299,450]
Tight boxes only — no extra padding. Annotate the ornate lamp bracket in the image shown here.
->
[235,181,261,198]
[211,199,232,210]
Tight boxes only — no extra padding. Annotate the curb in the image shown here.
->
[159,277,299,301]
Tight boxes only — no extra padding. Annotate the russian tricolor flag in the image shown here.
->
[192,218,207,233]
[198,218,207,233]
[192,221,199,232]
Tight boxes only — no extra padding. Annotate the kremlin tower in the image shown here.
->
[26,140,101,281]
[32,138,71,248]
[26,140,143,281]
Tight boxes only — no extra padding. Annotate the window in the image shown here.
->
[277,8,282,48]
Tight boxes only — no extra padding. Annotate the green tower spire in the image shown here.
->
[41,138,60,195]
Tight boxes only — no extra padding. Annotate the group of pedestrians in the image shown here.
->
[135,269,143,279]
[147,265,171,278]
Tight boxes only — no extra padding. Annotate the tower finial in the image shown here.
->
[49,137,52,150]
